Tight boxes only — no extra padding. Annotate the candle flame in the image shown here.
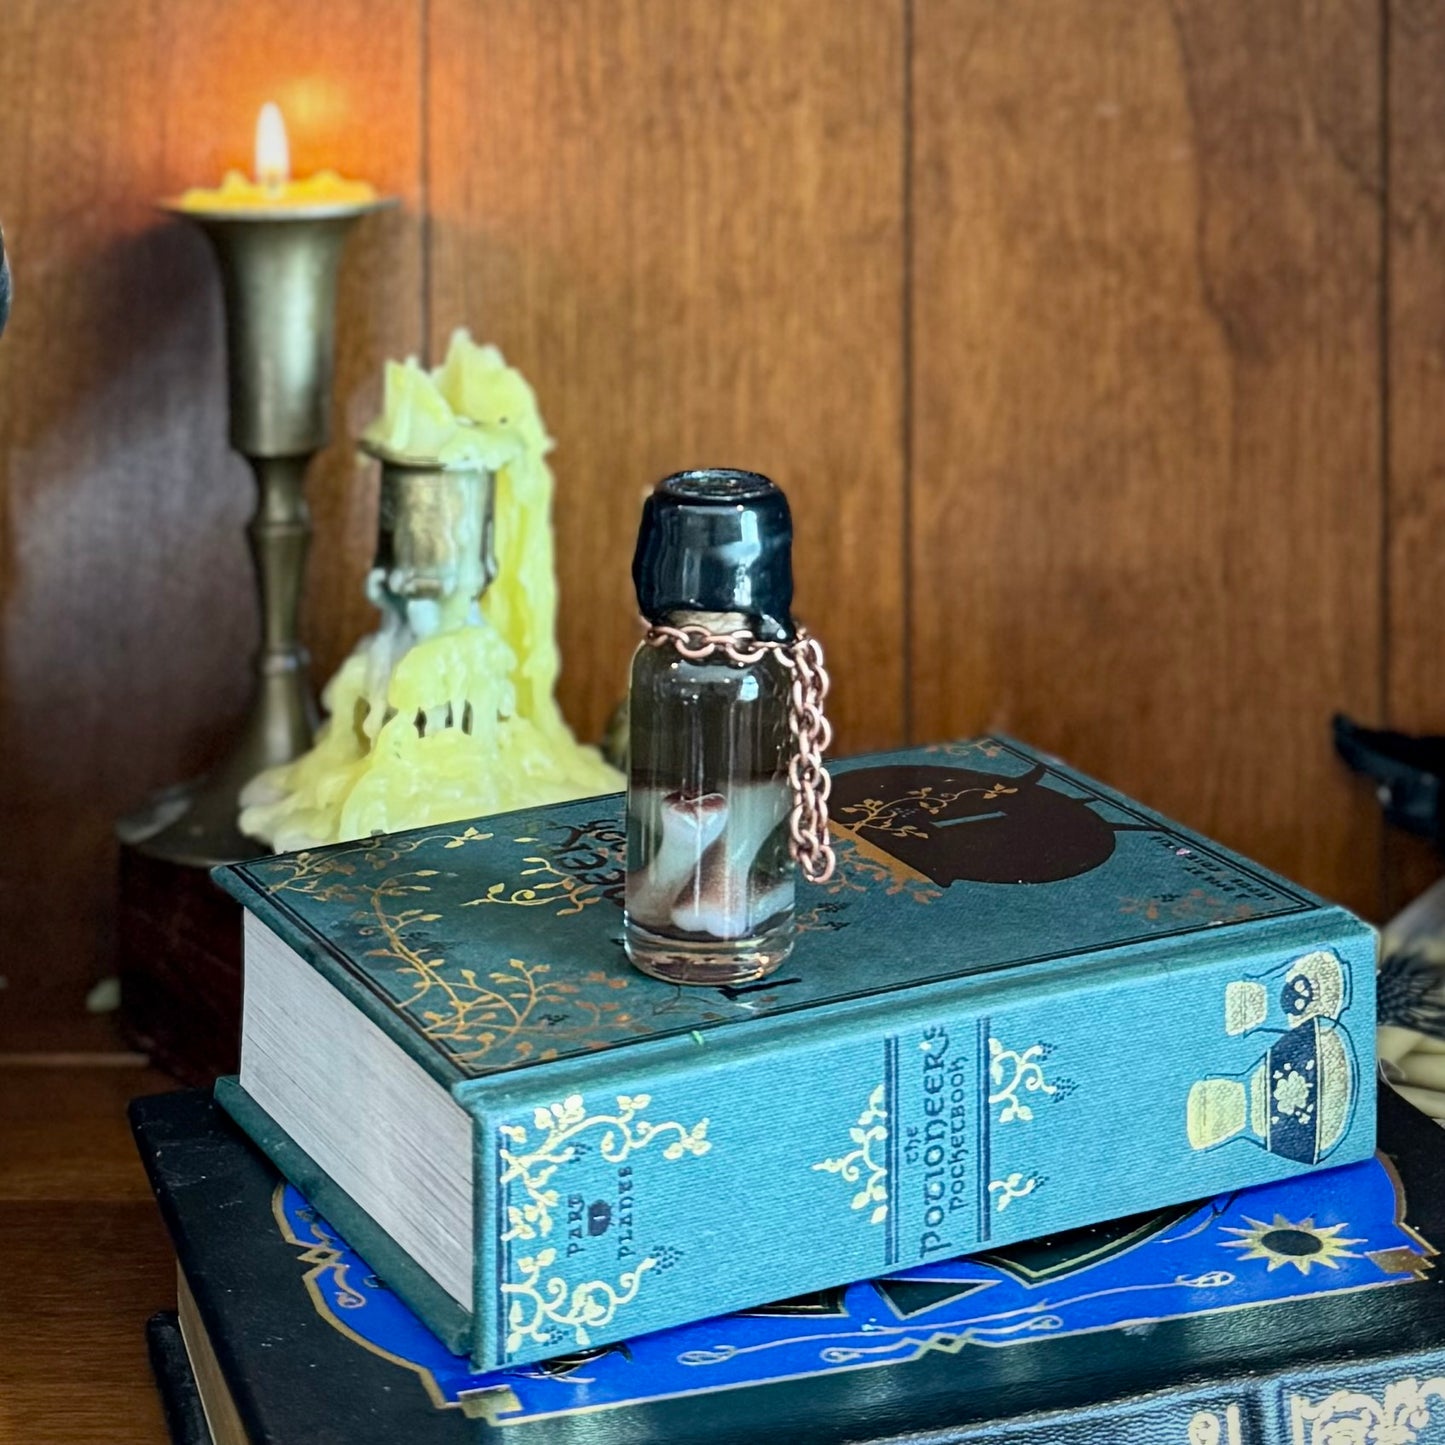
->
[254,102,290,192]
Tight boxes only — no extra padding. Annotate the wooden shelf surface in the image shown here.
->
[0,1060,179,1444]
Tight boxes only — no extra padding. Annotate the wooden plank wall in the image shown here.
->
[0,0,423,1050]
[911,0,1384,914]
[0,0,1438,1053]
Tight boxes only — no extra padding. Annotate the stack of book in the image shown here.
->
[131,737,1445,1442]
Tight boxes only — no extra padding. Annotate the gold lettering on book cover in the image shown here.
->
[1290,1374,1445,1443]
[498,1093,710,1243]
[811,1083,889,1225]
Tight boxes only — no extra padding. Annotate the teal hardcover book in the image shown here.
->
[213,737,1377,1372]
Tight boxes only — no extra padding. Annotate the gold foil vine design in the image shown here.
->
[462,852,601,916]
[923,739,1005,762]
[498,1093,711,1243]
[988,1172,1042,1212]
[988,1037,1058,1123]
[811,1084,889,1225]
[821,838,941,905]
[352,871,638,1070]
[504,1249,656,1355]
[259,828,495,903]
[837,783,1019,840]
[260,832,627,1073]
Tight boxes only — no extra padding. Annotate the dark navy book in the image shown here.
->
[133,1087,1445,1445]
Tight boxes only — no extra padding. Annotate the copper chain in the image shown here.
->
[642,621,836,884]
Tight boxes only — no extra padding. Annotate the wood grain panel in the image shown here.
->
[0,1201,173,1444]
[0,1067,179,1442]
[426,0,907,752]
[0,1,422,1048]
[1384,0,1445,916]
[910,0,1384,912]
[0,1061,175,1203]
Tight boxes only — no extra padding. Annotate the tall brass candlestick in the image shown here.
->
[120,192,393,867]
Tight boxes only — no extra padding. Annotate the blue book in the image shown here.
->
[211,736,1377,1371]
[134,1087,1442,1445]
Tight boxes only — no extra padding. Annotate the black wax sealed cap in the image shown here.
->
[633,469,795,638]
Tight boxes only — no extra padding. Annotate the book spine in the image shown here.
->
[145,1313,213,1445]
[468,925,1375,1371]
[933,1392,1257,1443]
[1260,1349,1445,1444]
[881,1348,1445,1443]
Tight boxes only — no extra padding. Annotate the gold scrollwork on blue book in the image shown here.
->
[275,1142,1432,1427]
[1289,1374,1445,1444]
[497,1092,711,1355]
[812,1084,890,1226]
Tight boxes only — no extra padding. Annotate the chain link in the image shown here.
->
[643,621,836,884]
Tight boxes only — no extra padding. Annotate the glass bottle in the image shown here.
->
[625,470,798,985]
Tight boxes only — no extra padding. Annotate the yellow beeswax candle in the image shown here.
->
[176,168,379,213]
[175,103,380,214]
[361,358,512,472]
[433,330,573,747]
[239,336,621,851]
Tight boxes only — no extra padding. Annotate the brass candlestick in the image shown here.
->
[120,193,394,867]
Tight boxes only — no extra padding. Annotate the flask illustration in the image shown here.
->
[1186,1017,1356,1165]
[1222,949,1349,1037]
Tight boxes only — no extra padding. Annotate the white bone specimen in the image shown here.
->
[671,781,790,939]
[627,790,728,931]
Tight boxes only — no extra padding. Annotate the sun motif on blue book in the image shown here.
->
[1219,1215,1365,1274]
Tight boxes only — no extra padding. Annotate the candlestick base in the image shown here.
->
[117,648,317,866]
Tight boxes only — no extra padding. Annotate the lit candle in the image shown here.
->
[138,102,395,865]
[173,102,379,214]
[255,102,290,193]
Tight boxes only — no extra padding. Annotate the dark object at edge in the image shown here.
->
[146,1313,213,1445]
[1333,714,1445,845]
[118,842,242,1086]
[0,227,10,338]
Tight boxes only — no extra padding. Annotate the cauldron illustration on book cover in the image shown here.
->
[1187,1016,1357,1165]
[830,760,1152,886]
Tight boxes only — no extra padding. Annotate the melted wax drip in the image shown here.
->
[239,332,621,852]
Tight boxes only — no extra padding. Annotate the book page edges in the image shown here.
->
[213,865,463,1090]
[213,1075,475,1356]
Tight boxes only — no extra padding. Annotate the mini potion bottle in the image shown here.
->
[625,469,803,986]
